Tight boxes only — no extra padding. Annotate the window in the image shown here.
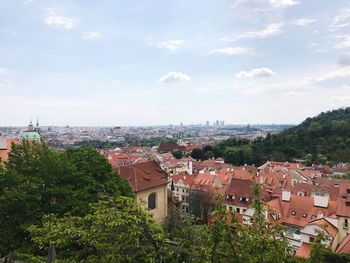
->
[236,208,241,213]
[292,179,297,187]
[229,207,233,211]
[291,211,296,216]
[302,213,307,218]
[344,219,349,229]
[243,209,247,213]
[148,193,157,210]
[309,237,315,243]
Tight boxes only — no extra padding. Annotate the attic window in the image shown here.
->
[302,213,307,218]
[291,211,296,216]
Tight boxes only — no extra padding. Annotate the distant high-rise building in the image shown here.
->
[206,121,210,127]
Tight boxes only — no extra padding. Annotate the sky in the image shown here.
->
[1,0,350,126]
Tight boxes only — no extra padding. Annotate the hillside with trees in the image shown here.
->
[206,108,350,166]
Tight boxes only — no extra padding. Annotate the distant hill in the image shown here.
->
[274,107,350,164]
[210,108,350,166]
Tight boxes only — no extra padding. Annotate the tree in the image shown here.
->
[0,142,132,257]
[191,148,205,161]
[172,150,183,159]
[27,196,173,263]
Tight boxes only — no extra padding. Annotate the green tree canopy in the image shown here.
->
[28,196,172,263]
[0,141,132,257]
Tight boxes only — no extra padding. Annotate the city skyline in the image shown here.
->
[1,0,350,126]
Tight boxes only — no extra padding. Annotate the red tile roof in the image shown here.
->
[158,142,186,153]
[0,138,20,162]
[117,160,168,193]
[336,181,350,217]
[267,194,337,228]
[307,218,338,238]
[171,172,195,186]
[336,234,350,254]
[295,243,312,258]
[290,183,340,201]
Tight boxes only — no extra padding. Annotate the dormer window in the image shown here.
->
[291,211,296,216]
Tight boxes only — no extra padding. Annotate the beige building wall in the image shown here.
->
[136,184,168,223]
[338,216,350,243]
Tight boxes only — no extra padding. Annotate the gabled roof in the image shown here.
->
[225,178,254,198]
[336,181,350,217]
[172,172,195,186]
[290,183,340,201]
[267,194,337,228]
[117,160,168,193]
[336,233,350,254]
[306,218,338,238]
[194,172,221,187]
[158,142,186,153]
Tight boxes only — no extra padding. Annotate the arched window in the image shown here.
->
[148,193,157,210]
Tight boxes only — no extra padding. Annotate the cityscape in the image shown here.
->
[1,0,350,262]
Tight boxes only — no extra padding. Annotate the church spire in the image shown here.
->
[28,120,34,131]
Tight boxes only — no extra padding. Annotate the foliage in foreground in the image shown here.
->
[28,196,172,263]
[0,141,132,257]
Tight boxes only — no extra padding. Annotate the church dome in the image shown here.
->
[21,120,41,141]
[21,131,41,141]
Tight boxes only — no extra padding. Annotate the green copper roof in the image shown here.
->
[21,131,41,141]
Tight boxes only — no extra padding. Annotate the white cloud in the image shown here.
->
[338,53,350,66]
[159,71,191,83]
[0,68,11,76]
[334,35,350,49]
[221,23,283,42]
[236,67,276,78]
[233,0,298,9]
[291,18,317,26]
[331,95,350,102]
[155,40,185,51]
[44,8,79,30]
[315,68,350,82]
[23,0,35,4]
[82,32,102,41]
[329,9,350,32]
[211,47,256,55]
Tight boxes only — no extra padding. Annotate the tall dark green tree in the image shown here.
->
[0,141,132,257]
